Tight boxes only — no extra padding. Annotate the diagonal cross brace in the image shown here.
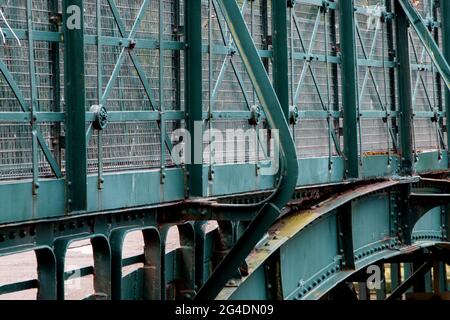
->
[195,0,298,300]
[354,20,399,151]
[291,8,342,155]
[0,60,62,178]
[398,0,450,90]
[102,0,150,105]
[210,0,252,109]
[408,32,446,150]
[99,0,174,155]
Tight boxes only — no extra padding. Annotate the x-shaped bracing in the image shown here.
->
[88,0,174,156]
[354,18,398,151]
[408,30,446,151]
[291,7,342,156]
[0,60,62,178]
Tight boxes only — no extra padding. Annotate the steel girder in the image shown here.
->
[1,0,450,301]
[194,0,298,299]
[0,0,450,223]
[218,178,450,300]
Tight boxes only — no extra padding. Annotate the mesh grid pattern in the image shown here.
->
[0,1,60,179]
[408,1,442,151]
[289,3,338,158]
[84,0,182,172]
[0,0,448,181]
[201,0,269,165]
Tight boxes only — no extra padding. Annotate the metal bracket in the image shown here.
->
[89,105,108,130]
[289,105,300,125]
[249,105,262,125]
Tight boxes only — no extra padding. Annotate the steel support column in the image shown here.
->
[195,0,298,300]
[185,0,203,197]
[337,202,355,270]
[63,0,87,211]
[442,0,450,164]
[395,0,414,176]
[339,0,359,178]
[386,261,433,300]
[398,0,450,89]
[272,0,289,119]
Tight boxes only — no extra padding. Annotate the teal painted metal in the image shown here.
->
[63,0,87,211]
[185,0,203,197]
[222,180,448,300]
[395,0,414,176]
[272,0,289,119]
[442,0,450,162]
[1,0,450,302]
[398,0,450,90]
[195,0,298,300]
[338,0,359,179]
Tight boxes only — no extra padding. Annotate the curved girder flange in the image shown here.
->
[304,241,450,300]
[404,178,450,243]
[218,178,450,300]
[217,179,401,299]
[194,0,298,300]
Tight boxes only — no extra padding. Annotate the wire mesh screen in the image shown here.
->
[289,3,339,158]
[0,1,61,180]
[355,1,394,154]
[202,0,269,165]
[1,0,449,182]
[84,0,182,173]
[408,0,444,152]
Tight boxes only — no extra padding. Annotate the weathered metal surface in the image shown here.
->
[0,0,450,300]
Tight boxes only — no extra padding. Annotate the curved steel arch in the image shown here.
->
[216,179,450,300]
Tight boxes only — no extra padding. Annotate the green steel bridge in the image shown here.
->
[0,0,450,300]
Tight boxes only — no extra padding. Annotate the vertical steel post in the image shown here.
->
[385,0,398,156]
[395,1,415,244]
[441,0,450,248]
[96,0,104,190]
[337,202,355,270]
[390,263,401,292]
[195,0,298,300]
[63,0,87,211]
[49,0,61,167]
[27,0,39,196]
[272,0,289,119]
[398,0,450,89]
[442,0,450,164]
[339,0,359,178]
[185,0,203,197]
[159,0,166,183]
[395,1,414,176]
